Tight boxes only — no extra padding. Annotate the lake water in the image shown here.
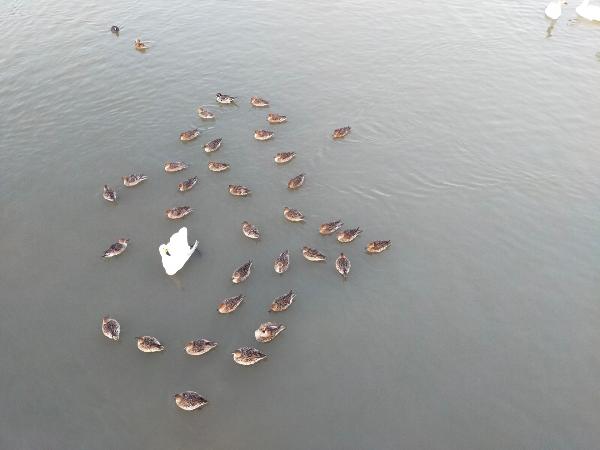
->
[2,0,600,449]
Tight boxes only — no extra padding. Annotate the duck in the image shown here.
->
[250,96,269,107]
[232,347,267,366]
[576,0,600,20]
[545,0,563,19]
[122,174,148,187]
[269,290,295,312]
[232,260,253,284]
[180,128,200,142]
[136,336,164,352]
[267,113,287,124]
[165,206,193,220]
[204,138,222,153]
[366,240,391,253]
[332,126,351,139]
[102,316,120,341]
[158,227,198,276]
[255,322,286,343]
[197,107,215,120]
[164,161,188,173]
[274,152,296,164]
[178,176,198,192]
[283,207,304,222]
[103,238,129,258]
[319,219,343,235]
[335,253,351,279]
[110,25,120,34]
[208,161,230,172]
[185,339,218,356]
[174,391,208,411]
[216,93,236,104]
[185,339,219,356]
[302,246,326,262]
[254,130,274,141]
[229,184,251,196]
[103,185,117,203]
[288,173,305,190]
[241,221,260,240]
[217,294,245,314]
[134,38,149,50]
[274,250,290,274]
[337,227,362,243]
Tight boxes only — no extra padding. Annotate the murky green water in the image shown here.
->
[2,0,600,448]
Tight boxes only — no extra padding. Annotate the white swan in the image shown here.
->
[576,0,600,20]
[158,227,198,275]
[545,0,563,19]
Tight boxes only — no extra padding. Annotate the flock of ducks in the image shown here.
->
[102,25,391,412]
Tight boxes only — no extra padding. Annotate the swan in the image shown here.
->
[159,227,198,275]
[545,0,563,19]
[576,0,600,20]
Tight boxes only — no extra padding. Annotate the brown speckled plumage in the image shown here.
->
[274,250,290,274]
[269,290,295,312]
[218,295,245,314]
[232,261,253,284]
[232,347,267,366]
[174,391,208,410]
[165,206,193,220]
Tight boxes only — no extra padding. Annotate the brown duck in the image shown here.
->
[274,152,296,164]
[122,174,148,187]
[103,185,117,203]
[232,260,253,284]
[232,347,267,366]
[102,316,120,341]
[185,339,218,356]
[229,185,251,196]
[366,240,391,253]
[197,107,215,120]
[337,227,362,243]
[180,129,200,142]
[319,220,343,235]
[217,294,245,314]
[165,206,193,220]
[174,391,208,411]
[302,246,326,262]
[254,130,274,141]
[208,161,230,172]
[241,221,260,240]
[250,96,269,107]
[283,207,304,222]
[269,290,295,312]
[336,253,351,279]
[274,249,290,274]
[267,113,287,124]
[136,336,164,352]
[332,126,351,139]
[103,239,129,258]
[288,173,305,190]
[204,138,222,153]
[178,176,198,192]
[164,161,188,173]
[255,322,286,343]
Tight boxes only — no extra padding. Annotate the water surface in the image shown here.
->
[2,0,600,449]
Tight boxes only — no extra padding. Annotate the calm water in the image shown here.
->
[2,0,600,449]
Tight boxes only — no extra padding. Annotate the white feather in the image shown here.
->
[545,0,562,19]
[576,0,600,20]
[159,227,198,275]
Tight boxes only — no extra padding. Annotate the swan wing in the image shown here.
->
[168,227,190,253]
